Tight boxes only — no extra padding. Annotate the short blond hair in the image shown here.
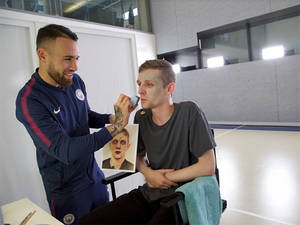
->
[139,59,175,87]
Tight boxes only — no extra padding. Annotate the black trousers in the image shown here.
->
[79,188,180,225]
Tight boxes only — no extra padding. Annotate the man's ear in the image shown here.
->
[167,82,176,94]
[37,48,48,63]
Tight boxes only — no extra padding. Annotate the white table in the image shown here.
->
[1,198,63,225]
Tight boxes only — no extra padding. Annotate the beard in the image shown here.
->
[47,62,73,87]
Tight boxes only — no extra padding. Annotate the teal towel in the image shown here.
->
[176,175,222,225]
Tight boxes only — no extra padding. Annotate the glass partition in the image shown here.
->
[251,15,300,60]
[0,0,152,33]
[201,29,249,68]
[157,5,300,72]
[196,5,300,69]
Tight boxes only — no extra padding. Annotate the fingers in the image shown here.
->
[112,94,132,131]
[145,169,178,189]
[120,94,131,105]
[147,178,177,189]
[129,102,138,112]
[115,94,140,113]
[116,94,133,113]
[162,178,178,188]
[160,169,178,188]
[115,94,131,108]
[160,169,175,173]
[111,94,139,133]
[129,96,140,112]
[109,114,115,124]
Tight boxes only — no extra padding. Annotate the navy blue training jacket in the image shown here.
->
[15,69,112,199]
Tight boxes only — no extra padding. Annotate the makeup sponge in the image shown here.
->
[130,96,140,106]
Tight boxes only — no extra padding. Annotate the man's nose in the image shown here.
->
[70,58,78,71]
[138,86,145,95]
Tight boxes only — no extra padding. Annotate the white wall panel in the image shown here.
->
[276,55,300,122]
[76,32,136,114]
[175,0,270,50]
[135,32,157,66]
[150,0,178,53]
[270,0,300,11]
[0,23,49,210]
[173,55,300,124]
[150,0,300,53]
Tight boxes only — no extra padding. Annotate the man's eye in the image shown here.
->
[112,140,118,145]
[146,83,154,87]
[120,140,127,145]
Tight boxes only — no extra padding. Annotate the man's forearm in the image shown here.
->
[106,124,119,137]
[136,154,178,189]
[106,94,131,137]
[136,155,144,171]
[107,105,128,137]
[136,154,151,176]
[166,162,214,182]
[166,149,215,182]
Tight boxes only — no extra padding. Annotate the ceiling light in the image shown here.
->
[207,56,224,68]
[124,8,138,20]
[172,64,181,74]
[262,45,284,60]
[133,8,138,16]
[123,11,129,20]
[64,0,87,14]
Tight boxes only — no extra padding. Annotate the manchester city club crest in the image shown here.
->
[75,89,85,101]
[63,213,75,224]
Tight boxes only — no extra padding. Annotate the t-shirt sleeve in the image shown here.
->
[134,110,146,154]
[188,103,216,158]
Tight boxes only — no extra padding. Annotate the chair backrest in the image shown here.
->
[211,129,227,212]
[211,129,220,186]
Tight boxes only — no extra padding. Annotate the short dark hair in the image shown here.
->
[120,128,129,139]
[36,24,78,50]
[139,59,176,87]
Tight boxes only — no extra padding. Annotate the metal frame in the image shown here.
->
[197,4,300,68]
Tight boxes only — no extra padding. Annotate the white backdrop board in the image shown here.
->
[0,22,48,210]
[76,30,137,114]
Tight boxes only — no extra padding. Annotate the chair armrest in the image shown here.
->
[102,171,138,185]
[160,192,184,208]
[102,171,138,200]
[222,199,227,212]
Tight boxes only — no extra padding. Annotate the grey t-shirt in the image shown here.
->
[134,101,216,201]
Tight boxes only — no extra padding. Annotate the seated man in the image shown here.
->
[79,59,216,224]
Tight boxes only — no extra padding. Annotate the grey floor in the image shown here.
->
[215,128,300,225]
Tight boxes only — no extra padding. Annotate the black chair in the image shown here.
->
[102,129,227,225]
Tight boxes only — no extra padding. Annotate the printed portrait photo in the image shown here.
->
[101,124,139,173]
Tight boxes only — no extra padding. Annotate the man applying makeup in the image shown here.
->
[15,24,136,224]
